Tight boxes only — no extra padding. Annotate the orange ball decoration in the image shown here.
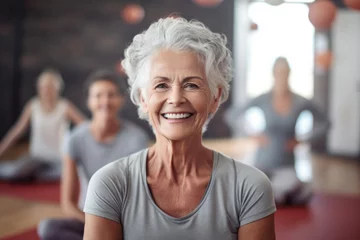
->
[250,22,258,31]
[193,0,223,7]
[315,51,333,70]
[344,0,360,11]
[121,4,145,24]
[308,0,337,30]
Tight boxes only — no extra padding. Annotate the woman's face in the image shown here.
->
[142,49,220,141]
[37,74,61,101]
[273,61,290,92]
[87,80,124,121]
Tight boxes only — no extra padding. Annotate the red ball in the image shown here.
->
[193,0,223,7]
[121,4,145,24]
[344,0,360,11]
[308,0,337,30]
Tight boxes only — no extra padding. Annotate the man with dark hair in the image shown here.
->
[84,69,128,97]
[37,69,149,240]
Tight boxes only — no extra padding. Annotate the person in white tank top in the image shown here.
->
[0,68,85,181]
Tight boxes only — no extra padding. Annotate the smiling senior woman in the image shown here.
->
[83,18,276,240]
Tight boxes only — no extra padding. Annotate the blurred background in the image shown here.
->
[0,0,359,239]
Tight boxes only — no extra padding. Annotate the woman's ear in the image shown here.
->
[140,89,148,113]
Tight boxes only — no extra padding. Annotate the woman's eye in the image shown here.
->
[155,83,168,89]
[184,83,199,89]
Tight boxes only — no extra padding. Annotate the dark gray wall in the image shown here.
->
[0,0,234,139]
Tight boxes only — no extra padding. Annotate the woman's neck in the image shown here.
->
[90,118,121,143]
[39,97,58,112]
[148,134,213,181]
[273,88,291,98]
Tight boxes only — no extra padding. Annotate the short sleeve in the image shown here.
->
[83,161,126,223]
[238,169,276,226]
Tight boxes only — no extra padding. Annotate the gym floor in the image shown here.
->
[1,139,359,240]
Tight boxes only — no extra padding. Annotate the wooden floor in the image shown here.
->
[0,139,359,239]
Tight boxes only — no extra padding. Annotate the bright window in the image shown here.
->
[247,2,315,98]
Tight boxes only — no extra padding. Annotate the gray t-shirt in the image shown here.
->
[66,121,149,209]
[84,149,276,240]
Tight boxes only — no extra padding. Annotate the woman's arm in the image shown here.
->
[238,214,275,240]
[83,162,124,239]
[65,101,86,125]
[0,102,32,157]
[302,100,331,143]
[60,155,85,222]
[84,214,123,240]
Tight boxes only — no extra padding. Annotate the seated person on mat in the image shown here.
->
[37,69,149,240]
[225,57,330,206]
[0,68,85,181]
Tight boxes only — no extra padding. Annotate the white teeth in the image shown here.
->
[163,113,191,119]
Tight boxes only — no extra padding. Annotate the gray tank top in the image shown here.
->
[84,149,276,240]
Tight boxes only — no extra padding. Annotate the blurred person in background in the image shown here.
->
[37,69,149,240]
[225,57,330,205]
[0,68,85,181]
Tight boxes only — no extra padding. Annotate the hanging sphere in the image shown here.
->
[121,4,145,24]
[315,51,333,70]
[193,0,223,8]
[308,0,337,30]
[265,0,284,6]
[250,22,258,31]
[344,0,360,11]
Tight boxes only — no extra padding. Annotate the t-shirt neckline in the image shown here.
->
[140,148,218,223]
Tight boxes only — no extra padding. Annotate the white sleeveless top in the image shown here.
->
[29,98,69,162]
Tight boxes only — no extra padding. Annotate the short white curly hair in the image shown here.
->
[37,68,64,92]
[122,17,233,121]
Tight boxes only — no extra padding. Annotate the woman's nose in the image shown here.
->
[167,86,186,106]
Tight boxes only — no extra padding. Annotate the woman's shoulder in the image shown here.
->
[91,148,147,182]
[291,93,314,109]
[292,92,309,103]
[215,151,271,186]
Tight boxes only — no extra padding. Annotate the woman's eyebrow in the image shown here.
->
[151,76,204,83]
[183,76,204,82]
[151,77,171,83]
